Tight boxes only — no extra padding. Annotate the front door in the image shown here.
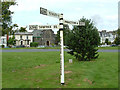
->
[46,41,49,46]
[21,41,23,45]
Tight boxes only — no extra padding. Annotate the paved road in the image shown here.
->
[0,49,119,52]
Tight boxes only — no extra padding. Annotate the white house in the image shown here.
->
[10,32,33,47]
[99,30,117,43]
[0,35,7,47]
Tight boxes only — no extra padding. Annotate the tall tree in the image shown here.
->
[65,17,100,61]
[114,28,120,45]
[1,1,17,36]
[19,27,27,32]
[56,24,70,45]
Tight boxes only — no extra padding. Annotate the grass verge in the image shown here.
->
[2,52,118,88]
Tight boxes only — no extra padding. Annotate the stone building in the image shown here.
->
[33,29,55,46]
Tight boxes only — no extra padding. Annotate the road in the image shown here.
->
[0,49,119,52]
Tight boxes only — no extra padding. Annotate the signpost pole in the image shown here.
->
[59,13,64,85]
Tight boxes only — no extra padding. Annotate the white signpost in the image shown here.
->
[64,19,79,25]
[40,7,60,18]
[40,7,65,85]
[29,25,59,30]
[64,19,85,26]
[39,7,85,85]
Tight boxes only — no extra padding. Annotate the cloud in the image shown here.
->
[9,0,118,32]
[91,15,103,25]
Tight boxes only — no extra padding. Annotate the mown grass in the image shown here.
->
[2,52,118,88]
[1,46,119,50]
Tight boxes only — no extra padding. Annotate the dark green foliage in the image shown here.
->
[114,28,120,45]
[30,42,38,47]
[65,17,100,61]
[2,1,17,36]
[114,37,120,45]
[108,41,111,45]
[105,38,109,45]
[1,45,4,48]
[8,35,16,46]
[56,24,70,45]
[19,27,27,32]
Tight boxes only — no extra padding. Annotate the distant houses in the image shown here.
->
[0,29,118,47]
[0,35,7,47]
[1,29,56,47]
[99,30,117,43]
[12,32,33,47]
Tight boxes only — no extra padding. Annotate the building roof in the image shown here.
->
[15,32,33,35]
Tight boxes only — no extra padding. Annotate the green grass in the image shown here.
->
[1,46,119,50]
[1,47,61,50]
[2,52,118,88]
[97,46,119,50]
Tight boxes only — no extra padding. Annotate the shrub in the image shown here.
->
[1,45,4,48]
[30,42,38,47]
[65,17,100,61]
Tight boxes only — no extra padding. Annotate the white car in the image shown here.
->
[100,45,110,47]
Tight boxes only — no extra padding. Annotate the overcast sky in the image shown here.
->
[9,0,119,33]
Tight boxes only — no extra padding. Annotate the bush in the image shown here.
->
[1,45,4,48]
[108,41,111,45]
[30,42,38,47]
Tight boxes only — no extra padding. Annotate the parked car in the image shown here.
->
[110,44,117,47]
[16,45,25,48]
[99,45,110,47]
[37,45,45,48]
[11,46,16,48]
[4,46,9,48]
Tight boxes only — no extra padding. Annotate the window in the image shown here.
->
[27,41,29,45]
[27,36,28,39]
[2,39,4,44]
[20,35,22,39]
[21,41,23,45]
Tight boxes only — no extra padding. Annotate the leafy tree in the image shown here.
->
[2,1,17,36]
[117,28,120,36]
[65,17,100,61]
[8,24,18,35]
[114,28,120,45]
[19,27,27,32]
[8,35,16,46]
[114,37,120,45]
[56,24,70,45]
[108,41,111,45]
[105,38,109,45]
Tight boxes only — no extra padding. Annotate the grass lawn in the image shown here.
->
[2,52,118,88]
[1,46,119,50]
[97,46,119,50]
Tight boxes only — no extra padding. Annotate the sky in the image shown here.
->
[9,0,119,34]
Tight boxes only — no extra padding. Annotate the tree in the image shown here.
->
[56,24,70,45]
[2,1,17,36]
[105,38,109,45]
[8,24,18,35]
[65,17,100,61]
[8,35,16,46]
[114,37,120,45]
[19,27,27,32]
[114,28,120,45]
